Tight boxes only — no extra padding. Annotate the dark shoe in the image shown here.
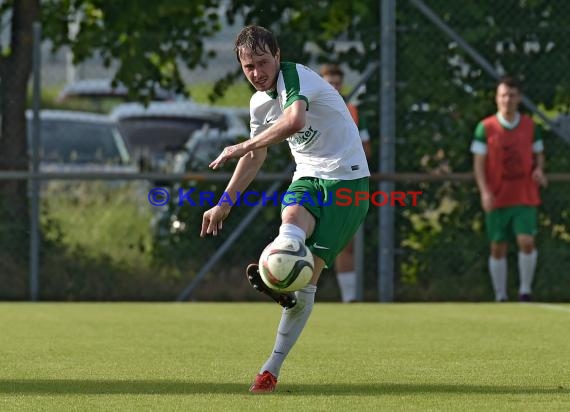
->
[246,264,297,309]
[519,293,532,302]
[249,370,277,393]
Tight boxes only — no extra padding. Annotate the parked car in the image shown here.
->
[172,128,244,173]
[110,101,249,173]
[26,109,138,174]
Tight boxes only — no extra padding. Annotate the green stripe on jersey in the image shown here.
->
[281,62,309,110]
[474,121,486,143]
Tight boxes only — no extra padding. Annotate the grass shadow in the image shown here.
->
[0,380,567,396]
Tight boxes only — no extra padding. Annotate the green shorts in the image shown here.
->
[281,177,369,267]
[485,205,538,242]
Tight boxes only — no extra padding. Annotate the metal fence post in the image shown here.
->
[379,0,396,302]
[345,62,378,302]
[29,22,42,301]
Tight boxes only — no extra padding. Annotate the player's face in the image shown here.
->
[238,47,280,92]
[323,74,343,92]
[495,84,521,116]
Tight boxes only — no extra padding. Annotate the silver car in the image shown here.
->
[110,101,249,172]
[26,109,137,174]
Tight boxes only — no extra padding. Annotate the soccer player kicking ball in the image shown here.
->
[200,25,370,393]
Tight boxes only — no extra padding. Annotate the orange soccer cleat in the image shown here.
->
[249,370,278,394]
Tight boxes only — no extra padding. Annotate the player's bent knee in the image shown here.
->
[517,235,535,253]
[281,205,316,238]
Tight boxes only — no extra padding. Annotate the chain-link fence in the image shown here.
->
[1,1,569,302]
[3,175,568,302]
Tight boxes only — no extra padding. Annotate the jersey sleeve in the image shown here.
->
[533,124,544,153]
[470,121,487,155]
[279,62,310,110]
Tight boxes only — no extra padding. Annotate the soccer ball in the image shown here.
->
[259,238,314,292]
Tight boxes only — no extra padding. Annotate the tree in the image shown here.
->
[0,0,40,276]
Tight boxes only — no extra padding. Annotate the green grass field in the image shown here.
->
[1,303,569,411]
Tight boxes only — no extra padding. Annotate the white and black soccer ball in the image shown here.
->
[259,238,314,292]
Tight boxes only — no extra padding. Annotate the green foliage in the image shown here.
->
[223,0,378,82]
[30,182,186,300]
[41,0,225,103]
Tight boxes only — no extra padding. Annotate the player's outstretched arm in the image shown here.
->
[200,147,267,237]
[209,101,306,170]
[201,101,306,237]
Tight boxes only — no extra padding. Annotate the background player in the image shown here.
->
[471,76,546,302]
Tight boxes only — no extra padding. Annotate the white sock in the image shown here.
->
[518,250,537,295]
[489,257,508,301]
[336,271,357,302]
[260,284,317,377]
[276,223,306,243]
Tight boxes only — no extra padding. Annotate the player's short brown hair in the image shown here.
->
[234,25,279,62]
[320,63,344,78]
[497,75,522,92]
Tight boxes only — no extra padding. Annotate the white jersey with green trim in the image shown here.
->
[250,91,281,138]
[249,62,370,181]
